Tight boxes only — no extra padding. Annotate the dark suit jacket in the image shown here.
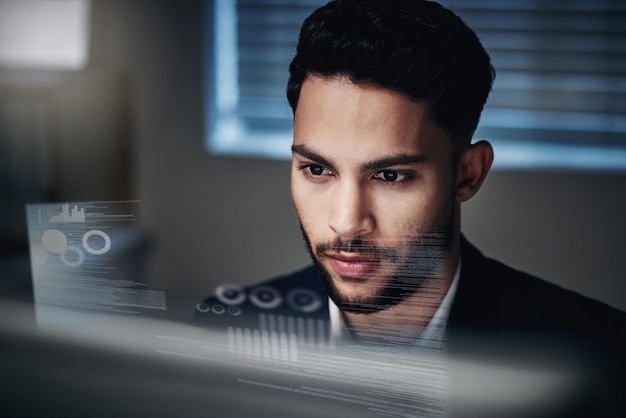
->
[196,237,626,415]
[452,237,626,335]
[450,238,626,416]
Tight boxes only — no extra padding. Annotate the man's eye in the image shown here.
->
[308,165,326,176]
[374,170,405,182]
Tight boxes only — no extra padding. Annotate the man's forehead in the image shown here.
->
[293,77,452,165]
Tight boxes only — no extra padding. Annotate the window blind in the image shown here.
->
[207,0,626,169]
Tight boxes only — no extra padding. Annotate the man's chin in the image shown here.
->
[314,257,434,315]
[317,266,396,314]
[331,294,393,314]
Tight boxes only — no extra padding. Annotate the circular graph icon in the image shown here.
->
[227,306,242,316]
[249,286,282,309]
[211,304,226,315]
[216,284,246,305]
[286,288,323,313]
[196,303,210,313]
[82,230,111,255]
[60,245,84,267]
[41,229,68,254]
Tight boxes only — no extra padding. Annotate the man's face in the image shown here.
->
[291,76,458,313]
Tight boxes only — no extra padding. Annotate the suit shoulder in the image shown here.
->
[489,254,622,322]
[459,239,626,336]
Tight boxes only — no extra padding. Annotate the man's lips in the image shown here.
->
[325,252,380,278]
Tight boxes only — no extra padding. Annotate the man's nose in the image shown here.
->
[328,181,374,238]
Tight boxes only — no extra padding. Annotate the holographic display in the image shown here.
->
[26,200,166,323]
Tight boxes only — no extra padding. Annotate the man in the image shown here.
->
[198,0,625,413]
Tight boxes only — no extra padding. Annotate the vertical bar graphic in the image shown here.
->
[49,203,86,223]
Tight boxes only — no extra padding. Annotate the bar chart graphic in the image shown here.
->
[49,203,85,223]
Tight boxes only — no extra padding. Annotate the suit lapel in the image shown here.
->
[448,236,501,332]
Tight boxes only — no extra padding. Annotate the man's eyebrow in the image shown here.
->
[291,144,427,172]
[359,154,428,172]
[291,144,335,169]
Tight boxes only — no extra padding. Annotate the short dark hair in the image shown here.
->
[287,0,495,150]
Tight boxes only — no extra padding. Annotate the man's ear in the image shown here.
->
[455,140,493,203]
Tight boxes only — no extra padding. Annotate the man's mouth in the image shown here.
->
[325,252,380,278]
